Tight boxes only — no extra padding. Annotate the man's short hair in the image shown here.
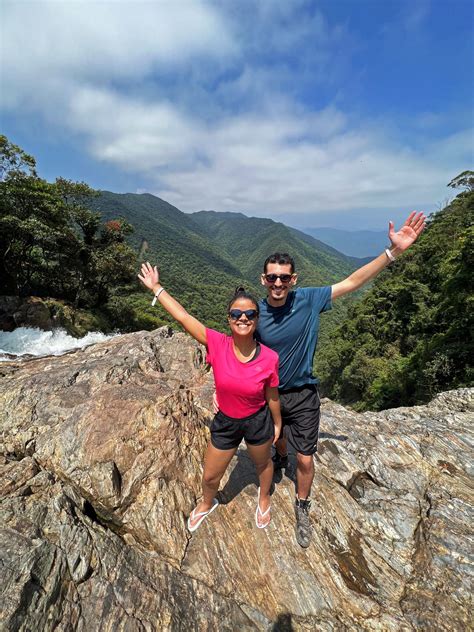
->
[263,252,295,274]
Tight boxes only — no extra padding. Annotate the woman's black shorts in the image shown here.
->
[279,384,321,456]
[210,405,274,451]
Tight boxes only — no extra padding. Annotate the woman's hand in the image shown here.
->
[138,261,160,292]
[212,391,219,414]
[137,262,208,345]
[273,422,282,445]
[265,385,282,445]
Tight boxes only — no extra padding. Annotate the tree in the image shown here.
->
[0,135,37,181]
[0,137,137,318]
[447,170,474,192]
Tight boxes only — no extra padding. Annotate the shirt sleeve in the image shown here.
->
[205,328,226,366]
[268,353,279,388]
[304,286,332,313]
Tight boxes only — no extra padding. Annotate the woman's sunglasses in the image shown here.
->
[264,273,293,283]
[228,309,258,321]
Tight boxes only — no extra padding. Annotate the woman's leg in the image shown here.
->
[189,441,237,528]
[246,438,274,526]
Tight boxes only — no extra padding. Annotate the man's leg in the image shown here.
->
[285,386,321,548]
[293,451,314,548]
[296,452,314,500]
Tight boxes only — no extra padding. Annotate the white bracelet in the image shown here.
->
[385,248,396,263]
[151,287,165,306]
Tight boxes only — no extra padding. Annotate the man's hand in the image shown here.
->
[389,211,426,252]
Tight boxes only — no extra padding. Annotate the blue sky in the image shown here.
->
[1,0,473,230]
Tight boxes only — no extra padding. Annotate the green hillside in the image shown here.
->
[317,189,474,410]
[191,210,359,284]
[87,192,251,330]
[88,192,359,335]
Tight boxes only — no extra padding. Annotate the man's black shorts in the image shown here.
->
[278,385,321,456]
[210,405,274,451]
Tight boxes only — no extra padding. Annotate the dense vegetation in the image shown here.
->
[85,192,253,332]
[0,136,138,333]
[317,181,473,410]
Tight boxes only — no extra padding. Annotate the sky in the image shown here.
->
[1,0,473,230]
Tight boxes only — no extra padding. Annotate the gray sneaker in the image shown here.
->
[295,498,312,548]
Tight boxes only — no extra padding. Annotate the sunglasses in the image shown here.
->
[264,273,293,283]
[228,309,258,321]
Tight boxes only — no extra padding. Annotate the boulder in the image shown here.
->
[0,328,472,630]
[0,295,59,332]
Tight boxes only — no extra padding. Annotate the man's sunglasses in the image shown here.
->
[264,273,293,283]
[228,309,258,321]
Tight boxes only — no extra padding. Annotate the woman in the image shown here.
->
[138,262,282,531]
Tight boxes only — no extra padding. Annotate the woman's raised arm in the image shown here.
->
[138,261,207,346]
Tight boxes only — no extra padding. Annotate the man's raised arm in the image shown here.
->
[331,211,426,300]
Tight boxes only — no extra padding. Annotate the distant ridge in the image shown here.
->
[300,226,387,258]
[191,209,366,285]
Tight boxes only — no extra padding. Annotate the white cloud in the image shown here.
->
[1,0,236,108]
[1,0,470,227]
[64,86,471,218]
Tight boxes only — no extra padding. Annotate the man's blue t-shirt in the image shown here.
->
[256,287,332,390]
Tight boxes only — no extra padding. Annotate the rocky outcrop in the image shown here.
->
[0,296,110,336]
[0,328,472,631]
[0,296,53,332]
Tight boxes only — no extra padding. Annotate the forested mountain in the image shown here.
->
[191,210,362,283]
[317,188,473,410]
[88,192,358,333]
[86,192,249,330]
[91,194,360,287]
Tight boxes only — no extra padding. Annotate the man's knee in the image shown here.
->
[296,453,314,475]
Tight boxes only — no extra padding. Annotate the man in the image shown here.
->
[256,211,426,547]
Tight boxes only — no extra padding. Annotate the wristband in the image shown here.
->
[151,287,165,306]
[385,248,396,263]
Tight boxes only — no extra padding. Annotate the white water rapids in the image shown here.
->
[0,327,115,361]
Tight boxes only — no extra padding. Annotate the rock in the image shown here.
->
[0,329,472,630]
[0,295,110,336]
[0,295,58,332]
[0,296,26,331]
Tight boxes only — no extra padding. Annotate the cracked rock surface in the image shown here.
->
[0,328,472,631]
